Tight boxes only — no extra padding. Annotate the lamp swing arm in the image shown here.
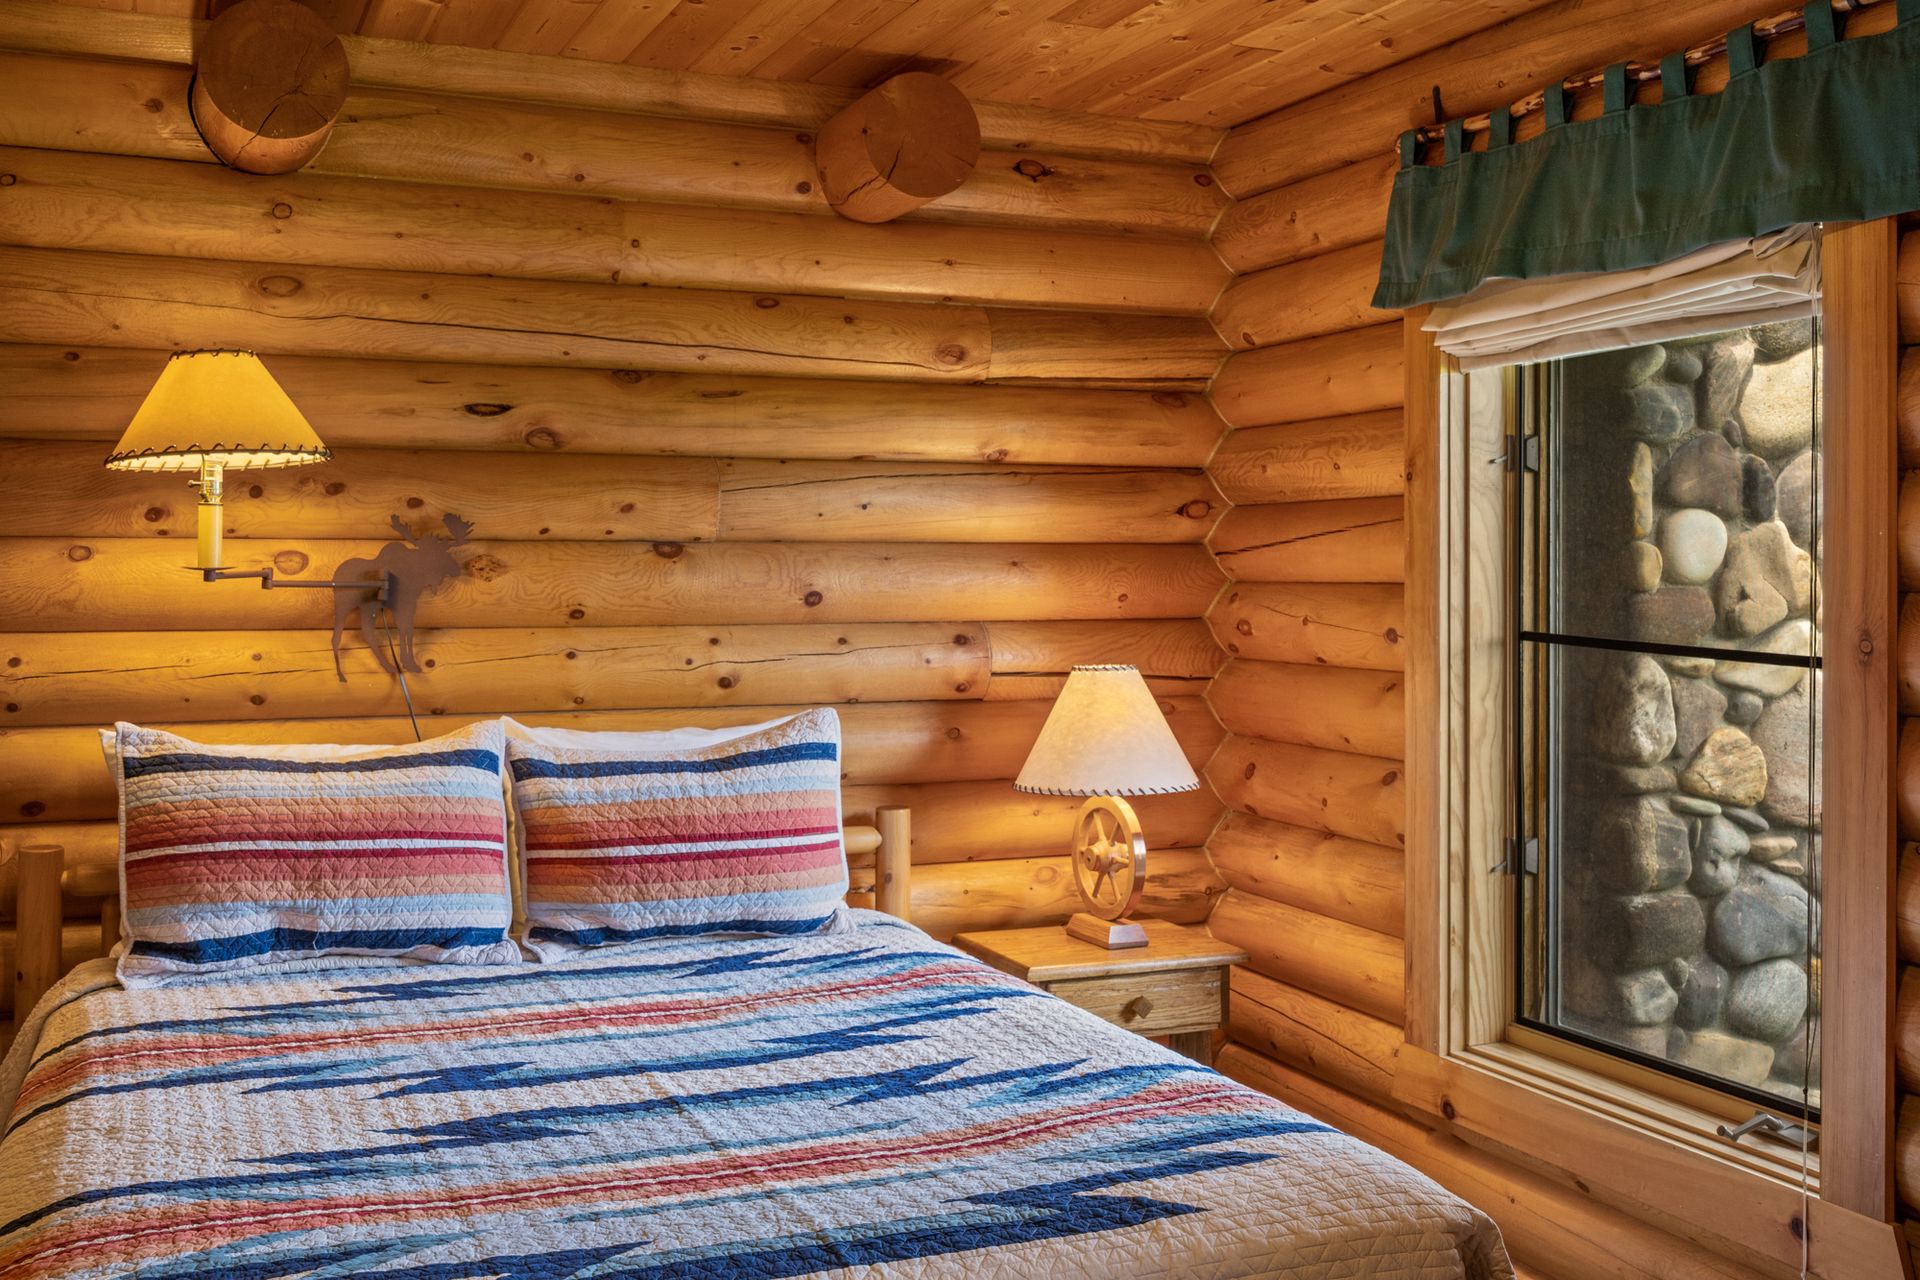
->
[199,565,395,602]
[187,457,392,600]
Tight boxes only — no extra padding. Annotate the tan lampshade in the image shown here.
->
[105,350,329,472]
[1014,665,1200,797]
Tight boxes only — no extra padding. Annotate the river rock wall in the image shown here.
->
[1553,322,1821,1101]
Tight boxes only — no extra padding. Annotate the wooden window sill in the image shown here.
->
[1391,1041,1903,1277]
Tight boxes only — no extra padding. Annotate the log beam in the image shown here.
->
[0,145,1227,315]
[0,0,1219,166]
[1208,411,1406,505]
[0,51,1224,237]
[1226,966,1402,1101]
[0,624,993,726]
[1208,887,1404,1023]
[816,74,981,224]
[1209,154,1397,275]
[1210,242,1394,351]
[1207,659,1405,760]
[0,247,1222,386]
[188,0,347,175]
[0,442,1223,546]
[1207,808,1404,938]
[1207,581,1405,670]
[0,345,1224,467]
[1210,496,1406,584]
[1210,323,1405,428]
[1212,0,1827,199]
[0,698,1223,826]
[1205,734,1406,850]
[0,538,1225,631]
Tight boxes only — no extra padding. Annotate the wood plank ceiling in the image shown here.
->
[43,0,1557,128]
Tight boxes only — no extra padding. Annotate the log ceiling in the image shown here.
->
[37,0,1557,127]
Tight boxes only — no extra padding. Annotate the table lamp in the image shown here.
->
[1015,665,1200,948]
[105,349,330,573]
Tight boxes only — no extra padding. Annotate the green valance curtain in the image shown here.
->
[1373,0,1920,311]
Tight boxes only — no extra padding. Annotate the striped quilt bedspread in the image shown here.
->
[0,912,1512,1279]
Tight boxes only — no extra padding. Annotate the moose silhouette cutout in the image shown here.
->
[331,513,473,682]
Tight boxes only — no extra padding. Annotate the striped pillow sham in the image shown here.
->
[506,708,848,957]
[112,721,520,984]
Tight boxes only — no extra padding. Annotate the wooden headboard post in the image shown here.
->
[842,807,912,923]
[13,843,64,1024]
[874,806,911,921]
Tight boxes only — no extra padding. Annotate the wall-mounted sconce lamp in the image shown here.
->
[104,350,384,602]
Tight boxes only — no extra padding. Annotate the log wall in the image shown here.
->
[0,27,1238,1016]
[1191,4,1904,1277]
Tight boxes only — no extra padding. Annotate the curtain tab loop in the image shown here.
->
[1603,63,1629,113]
[1544,83,1569,128]
[1728,24,1759,75]
[1660,51,1689,100]
[1803,0,1839,46]
[1488,106,1514,149]
[1398,129,1417,168]
[1443,118,1465,161]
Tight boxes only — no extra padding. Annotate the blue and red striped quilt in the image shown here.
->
[0,913,1511,1279]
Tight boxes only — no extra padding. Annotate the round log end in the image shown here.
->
[191,0,349,175]
[815,73,982,224]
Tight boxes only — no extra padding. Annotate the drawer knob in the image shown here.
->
[1121,995,1153,1022]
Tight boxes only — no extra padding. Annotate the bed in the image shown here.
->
[0,822,1513,1279]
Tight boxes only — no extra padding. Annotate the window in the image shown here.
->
[1513,327,1822,1112]
[1403,222,1900,1248]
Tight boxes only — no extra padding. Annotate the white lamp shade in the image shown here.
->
[105,350,329,472]
[1014,665,1200,796]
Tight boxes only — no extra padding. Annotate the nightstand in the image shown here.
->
[952,920,1247,1064]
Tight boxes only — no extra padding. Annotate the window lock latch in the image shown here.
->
[1493,432,1541,473]
[1716,1111,1817,1150]
[1495,835,1538,876]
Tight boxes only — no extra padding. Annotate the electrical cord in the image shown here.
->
[378,609,424,743]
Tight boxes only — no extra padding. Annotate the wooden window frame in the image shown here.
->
[1401,219,1904,1276]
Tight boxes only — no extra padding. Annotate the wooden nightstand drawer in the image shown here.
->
[1046,968,1221,1035]
[952,921,1247,1064]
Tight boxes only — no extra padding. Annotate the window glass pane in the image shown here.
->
[1522,322,1821,1110]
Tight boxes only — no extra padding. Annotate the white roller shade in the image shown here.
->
[1424,225,1819,370]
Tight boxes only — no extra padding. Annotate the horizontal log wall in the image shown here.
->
[1192,84,1418,1253]
[1191,7,1873,1276]
[0,28,1238,1016]
[1193,213,1411,1104]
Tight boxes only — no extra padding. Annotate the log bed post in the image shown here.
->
[874,806,911,921]
[12,843,63,1023]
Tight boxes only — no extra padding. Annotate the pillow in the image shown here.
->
[110,720,520,983]
[506,708,847,957]
[96,729,397,954]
